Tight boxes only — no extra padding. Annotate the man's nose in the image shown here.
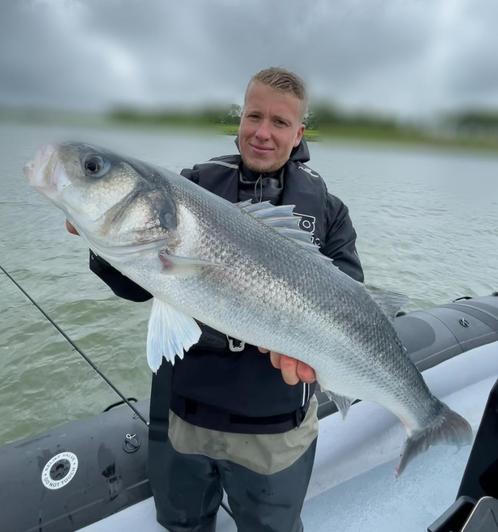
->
[254,120,271,140]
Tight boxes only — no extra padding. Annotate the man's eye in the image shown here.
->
[274,119,287,127]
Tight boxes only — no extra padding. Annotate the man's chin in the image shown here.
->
[243,157,279,174]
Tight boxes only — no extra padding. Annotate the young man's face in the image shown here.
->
[238,81,305,173]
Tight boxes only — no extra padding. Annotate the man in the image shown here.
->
[68,67,363,531]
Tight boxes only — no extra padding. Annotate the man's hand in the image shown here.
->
[65,220,79,235]
[258,347,316,385]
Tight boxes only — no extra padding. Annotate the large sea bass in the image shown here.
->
[25,142,472,474]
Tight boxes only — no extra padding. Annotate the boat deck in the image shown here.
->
[82,341,498,532]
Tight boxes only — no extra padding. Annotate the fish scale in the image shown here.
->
[142,175,438,426]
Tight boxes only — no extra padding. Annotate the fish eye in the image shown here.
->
[83,154,110,178]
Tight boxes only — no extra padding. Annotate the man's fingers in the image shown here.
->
[296,361,316,383]
[269,351,281,369]
[278,355,300,385]
[261,349,316,385]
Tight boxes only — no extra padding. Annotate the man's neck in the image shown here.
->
[238,163,285,204]
[239,163,283,183]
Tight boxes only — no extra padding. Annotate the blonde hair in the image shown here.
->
[246,67,308,119]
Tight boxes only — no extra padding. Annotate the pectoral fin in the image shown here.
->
[146,298,202,371]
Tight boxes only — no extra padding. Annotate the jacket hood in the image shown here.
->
[290,139,310,162]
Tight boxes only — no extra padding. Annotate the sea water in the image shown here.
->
[0,121,497,445]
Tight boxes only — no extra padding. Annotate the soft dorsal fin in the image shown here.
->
[366,286,409,321]
[236,200,331,261]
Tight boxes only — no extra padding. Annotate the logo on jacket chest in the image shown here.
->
[293,212,321,246]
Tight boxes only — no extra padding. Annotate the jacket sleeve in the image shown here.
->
[180,166,200,183]
[320,194,364,283]
[89,250,152,302]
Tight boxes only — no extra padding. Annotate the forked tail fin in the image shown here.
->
[396,403,473,476]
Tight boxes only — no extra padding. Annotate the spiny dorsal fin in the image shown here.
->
[236,200,331,261]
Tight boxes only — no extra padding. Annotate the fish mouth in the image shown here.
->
[24,144,55,186]
[24,144,68,194]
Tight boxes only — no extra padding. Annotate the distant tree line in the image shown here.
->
[304,104,401,132]
[444,110,498,134]
[109,102,404,132]
[109,103,498,141]
[110,104,242,127]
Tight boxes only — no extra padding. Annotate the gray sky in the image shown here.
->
[1,0,497,119]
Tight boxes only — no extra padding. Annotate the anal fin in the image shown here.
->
[323,390,354,419]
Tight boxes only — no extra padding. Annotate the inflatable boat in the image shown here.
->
[1,293,497,532]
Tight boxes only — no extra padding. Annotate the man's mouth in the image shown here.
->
[249,144,274,154]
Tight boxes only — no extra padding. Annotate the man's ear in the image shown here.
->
[294,124,305,147]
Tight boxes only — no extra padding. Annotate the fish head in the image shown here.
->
[24,142,179,252]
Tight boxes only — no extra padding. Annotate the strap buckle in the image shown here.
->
[227,336,245,352]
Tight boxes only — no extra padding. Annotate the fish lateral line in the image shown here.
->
[158,249,227,272]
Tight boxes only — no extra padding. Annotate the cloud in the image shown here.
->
[0,0,497,118]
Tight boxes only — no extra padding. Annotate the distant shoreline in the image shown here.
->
[1,110,498,154]
[217,124,498,154]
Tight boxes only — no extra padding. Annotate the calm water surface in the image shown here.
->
[0,122,497,444]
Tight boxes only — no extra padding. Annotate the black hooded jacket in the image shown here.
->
[89,140,364,433]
